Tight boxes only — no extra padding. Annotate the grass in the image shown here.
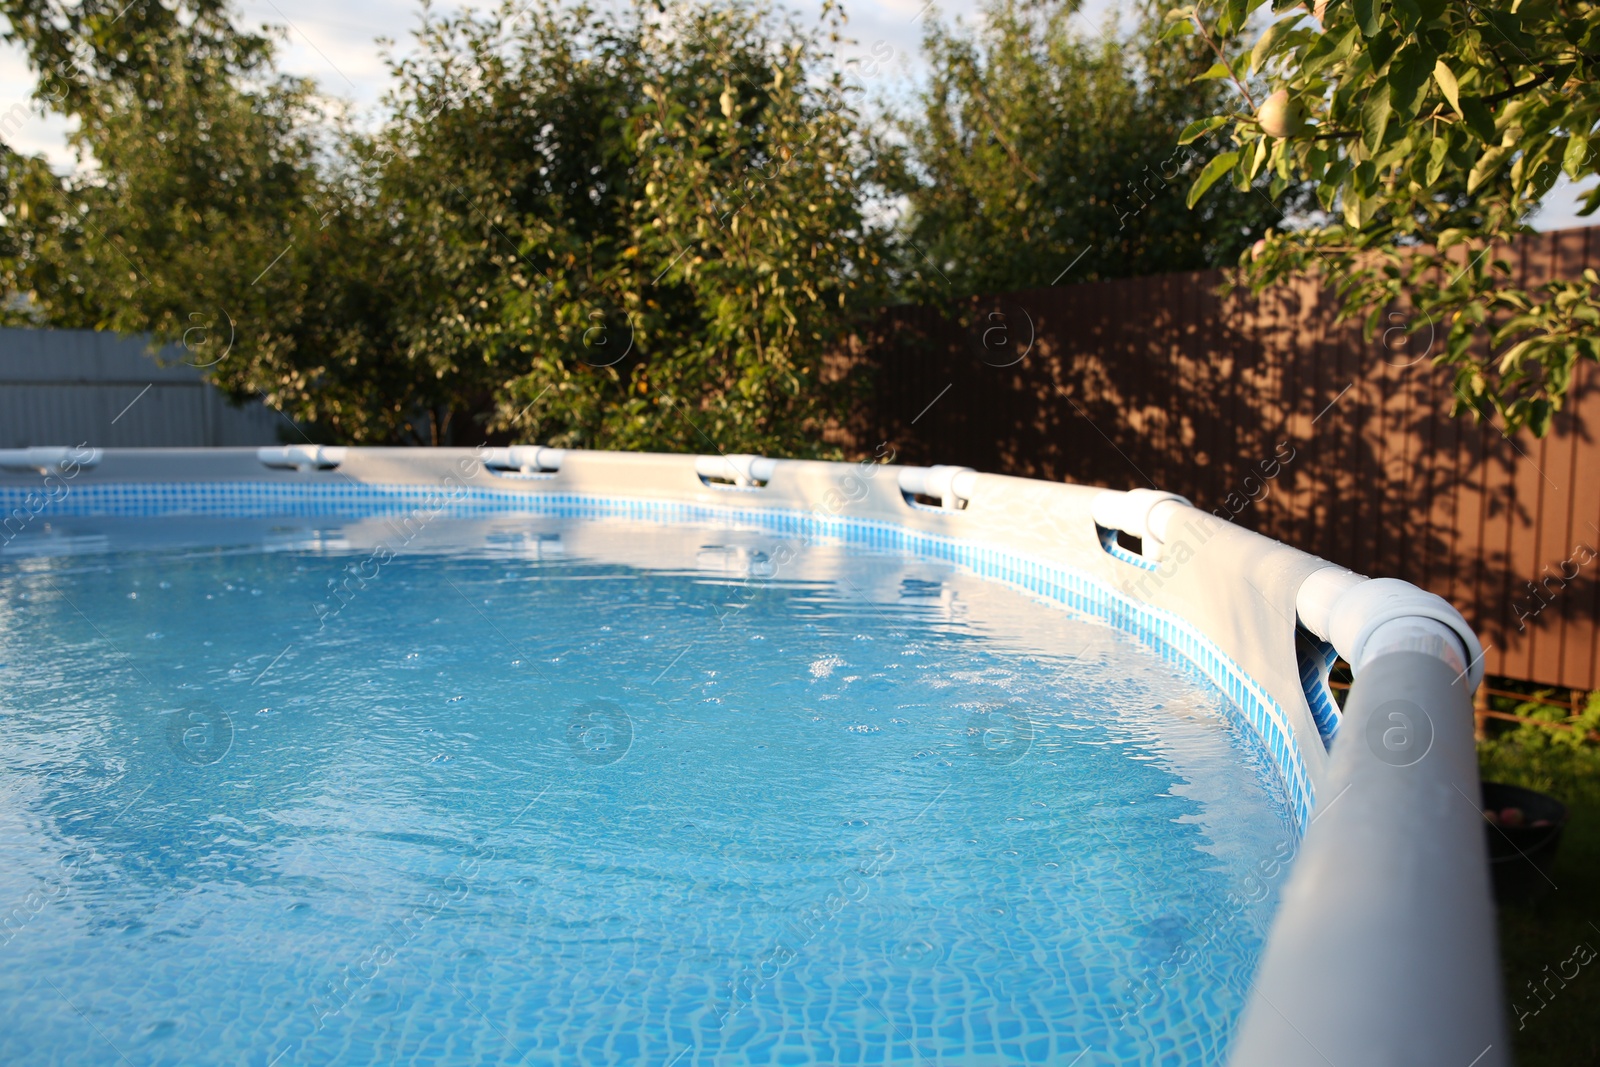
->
[1477,687,1600,1067]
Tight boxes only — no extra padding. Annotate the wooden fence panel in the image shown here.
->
[839,225,1600,691]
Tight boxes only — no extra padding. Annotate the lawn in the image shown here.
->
[1478,706,1600,1066]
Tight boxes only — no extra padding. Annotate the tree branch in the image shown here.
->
[1480,69,1554,107]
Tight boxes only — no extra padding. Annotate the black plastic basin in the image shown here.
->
[1480,781,1569,905]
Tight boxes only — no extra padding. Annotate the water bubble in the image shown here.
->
[810,655,845,679]
[893,938,936,964]
[567,700,634,766]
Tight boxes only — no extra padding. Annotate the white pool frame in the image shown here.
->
[0,444,1509,1066]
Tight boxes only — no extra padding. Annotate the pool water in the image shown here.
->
[0,514,1295,1066]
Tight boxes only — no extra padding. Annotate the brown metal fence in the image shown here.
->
[839,224,1600,692]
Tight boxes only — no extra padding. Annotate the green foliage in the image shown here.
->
[1477,731,1600,1065]
[1179,0,1600,436]
[0,13,334,426]
[490,2,892,453]
[0,0,274,114]
[0,0,891,451]
[898,0,1296,299]
[1495,688,1600,751]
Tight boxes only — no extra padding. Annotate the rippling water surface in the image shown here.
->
[0,515,1295,1066]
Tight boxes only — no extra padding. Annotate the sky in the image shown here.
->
[0,0,1591,230]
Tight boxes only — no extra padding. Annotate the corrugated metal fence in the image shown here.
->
[0,327,281,448]
[844,224,1600,692]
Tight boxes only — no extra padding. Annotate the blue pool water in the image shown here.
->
[0,514,1295,1066]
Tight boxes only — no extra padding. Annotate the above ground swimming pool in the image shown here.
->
[0,446,1509,1066]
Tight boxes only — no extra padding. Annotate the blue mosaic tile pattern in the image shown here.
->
[1095,526,1159,571]
[0,479,1317,830]
[1295,630,1343,749]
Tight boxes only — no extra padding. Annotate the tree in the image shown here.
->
[0,1,383,438]
[897,0,1296,299]
[477,0,895,453]
[0,0,893,453]
[1175,0,1600,435]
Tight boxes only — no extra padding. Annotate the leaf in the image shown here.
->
[1304,24,1358,77]
[1353,159,1378,195]
[1232,157,1253,191]
[1187,150,1240,208]
[1425,136,1448,185]
[1249,135,1270,179]
[1250,19,1297,73]
[1159,18,1196,40]
[1432,59,1461,115]
[1459,96,1495,143]
[1367,29,1399,72]
[1353,0,1381,36]
[1178,115,1230,145]
[1580,183,1600,217]
[1467,144,1513,193]
[1195,61,1234,81]
[1387,47,1432,118]
[1495,338,1537,375]
[1343,190,1374,229]
[1361,88,1392,153]
[1564,134,1591,179]
[1480,7,1535,52]
[1527,399,1553,438]
[1221,0,1248,35]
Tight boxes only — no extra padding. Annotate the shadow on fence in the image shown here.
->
[836,226,1600,692]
